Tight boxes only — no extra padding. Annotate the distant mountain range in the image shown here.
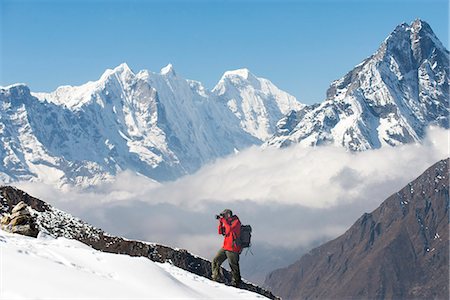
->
[264,158,449,299]
[0,19,448,186]
[1,64,299,185]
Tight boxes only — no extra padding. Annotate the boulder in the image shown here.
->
[1,201,39,238]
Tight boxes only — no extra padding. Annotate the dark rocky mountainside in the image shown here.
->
[0,186,278,300]
[265,158,449,299]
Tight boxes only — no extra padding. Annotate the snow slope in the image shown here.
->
[0,230,267,299]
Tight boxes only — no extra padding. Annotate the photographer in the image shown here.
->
[211,209,242,287]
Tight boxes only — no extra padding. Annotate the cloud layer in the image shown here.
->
[92,126,447,209]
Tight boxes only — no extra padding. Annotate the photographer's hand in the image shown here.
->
[217,218,224,235]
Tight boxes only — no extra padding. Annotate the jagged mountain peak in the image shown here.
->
[381,19,447,63]
[2,19,446,186]
[1,83,31,96]
[113,62,133,74]
[0,84,33,111]
[99,63,136,90]
[212,68,303,141]
[1,82,29,90]
[4,60,281,185]
[389,19,433,38]
[32,63,141,110]
[222,68,253,80]
[215,68,260,91]
[99,62,136,85]
[267,19,449,151]
[411,18,431,31]
[160,63,176,76]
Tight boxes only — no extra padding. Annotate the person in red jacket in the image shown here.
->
[211,209,242,287]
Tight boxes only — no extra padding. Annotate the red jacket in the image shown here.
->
[218,215,242,253]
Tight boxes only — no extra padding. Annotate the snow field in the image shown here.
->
[0,230,267,299]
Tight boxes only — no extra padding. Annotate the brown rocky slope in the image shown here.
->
[0,186,278,299]
[265,158,449,299]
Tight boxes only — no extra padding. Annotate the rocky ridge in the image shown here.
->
[0,186,278,300]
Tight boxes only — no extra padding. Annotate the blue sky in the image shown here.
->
[0,0,448,104]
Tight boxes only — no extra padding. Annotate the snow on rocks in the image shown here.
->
[0,229,268,299]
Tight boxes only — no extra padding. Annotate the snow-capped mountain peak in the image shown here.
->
[410,18,436,37]
[214,68,261,92]
[381,19,446,64]
[411,18,426,31]
[266,19,449,150]
[1,83,31,100]
[223,68,253,80]
[1,20,446,186]
[1,83,29,90]
[4,61,297,185]
[212,68,304,140]
[100,62,135,82]
[33,62,138,110]
[160,63,176,76]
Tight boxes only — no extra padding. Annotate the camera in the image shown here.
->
[215,209,232,220]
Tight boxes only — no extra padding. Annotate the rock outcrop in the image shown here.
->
[1,201,38,237]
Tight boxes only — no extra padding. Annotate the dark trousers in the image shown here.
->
[212,248,241,286]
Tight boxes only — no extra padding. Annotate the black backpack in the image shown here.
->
[239,225,252,248]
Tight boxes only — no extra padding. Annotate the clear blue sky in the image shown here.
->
[0,0,448,104]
